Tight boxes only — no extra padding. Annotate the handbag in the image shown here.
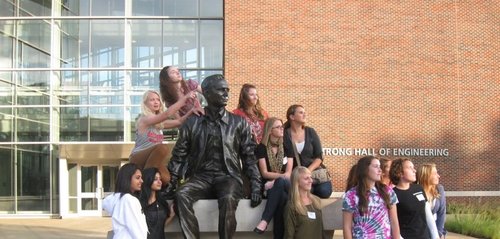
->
[289,132,331,184]
[311,168,331,184]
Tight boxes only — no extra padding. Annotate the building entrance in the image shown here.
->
[75,164,119,216]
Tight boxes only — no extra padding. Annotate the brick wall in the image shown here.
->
[225,1,499,192]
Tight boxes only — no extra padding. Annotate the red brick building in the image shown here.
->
[224,1,499,199]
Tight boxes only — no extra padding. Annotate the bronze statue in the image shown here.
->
[166,74,262,239]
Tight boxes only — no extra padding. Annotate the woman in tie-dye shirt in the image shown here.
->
[342,156,401,239]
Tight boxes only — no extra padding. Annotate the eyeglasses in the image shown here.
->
[272,125,284,129]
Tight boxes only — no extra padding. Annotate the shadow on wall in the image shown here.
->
[377,119,499,192]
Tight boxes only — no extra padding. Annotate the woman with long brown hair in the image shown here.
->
[159,66,204,117]
[283,104,332,198]
[342,156,400,239]
[233,83,268,144]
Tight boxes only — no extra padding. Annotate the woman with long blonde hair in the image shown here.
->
[129,90,195,185]
[253,117,293,238]
[417,163,447,239]
[284,166,323,239]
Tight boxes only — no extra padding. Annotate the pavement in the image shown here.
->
[0,217,478,239]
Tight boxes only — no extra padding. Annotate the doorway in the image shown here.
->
[68,164,119,216]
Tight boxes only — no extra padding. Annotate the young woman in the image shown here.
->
[233,83,268,144]
[283,104,332,198]
[103,163,148,239]
[253,117,294,238]
[129,90,195,185]
[284,166,323,239]
[390,158,439,239]
[380,158,393,187]
[342,156,400,239]
[159,66,204,117]
[417,163,447,239]
[140,168,175,239]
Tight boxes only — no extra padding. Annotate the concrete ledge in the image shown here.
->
[108,198,343,239]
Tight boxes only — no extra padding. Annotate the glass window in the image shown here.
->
[200,0,223,17]
[89,70,124,88]
[131,20,162,68]
[91,0,124,16]
[0,145,14,213]
[200,20,223,68]
[0,146,14,212]
[60,107,88,142]
[18,71,50,87]
[132,0,162,16]
[163,20,197,68]
[18,20,51,54]
[129,105,141,141]
[89,106,124,141]
[0,108,13,142]
[90,20,124,68]
[68,163,77,213]
[0,1,15,17]
[62,0,88,16]
[20,0,52,16]
[0,75,14,106]
[17,144,51,212]
[184,70,223,83]
[61,20,90,68]
[59,70,90,90]
[102,166,118,193]
[16,91,50,106]
[16,107,50,142]
[131,70,158,87]
[0,33,13,68]
[163,0,197,17]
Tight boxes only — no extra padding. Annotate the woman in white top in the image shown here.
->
[103,163,148,239]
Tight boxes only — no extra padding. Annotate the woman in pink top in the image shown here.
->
[159,66,204,117]
[233,84,268,144]
[129,90,195,185]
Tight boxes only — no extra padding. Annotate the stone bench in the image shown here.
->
[107,198,343,239]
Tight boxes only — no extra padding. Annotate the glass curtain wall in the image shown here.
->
[0,0,223,215]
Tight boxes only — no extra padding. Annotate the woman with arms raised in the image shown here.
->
[129,90,196,185]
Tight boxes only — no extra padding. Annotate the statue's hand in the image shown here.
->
[250,192,262,208]
[163,183,177,200]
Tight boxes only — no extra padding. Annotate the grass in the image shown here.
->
[445,202,500,239]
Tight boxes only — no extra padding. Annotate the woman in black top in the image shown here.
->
[140,168,175,239]
[253,117,294,238]
[283,104,332,198]
[389,158,439,239]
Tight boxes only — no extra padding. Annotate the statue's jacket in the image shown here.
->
[168,109,262,194]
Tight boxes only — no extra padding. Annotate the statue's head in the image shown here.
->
[202,74,229,108]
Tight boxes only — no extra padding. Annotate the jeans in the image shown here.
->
[312,180,332,198]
